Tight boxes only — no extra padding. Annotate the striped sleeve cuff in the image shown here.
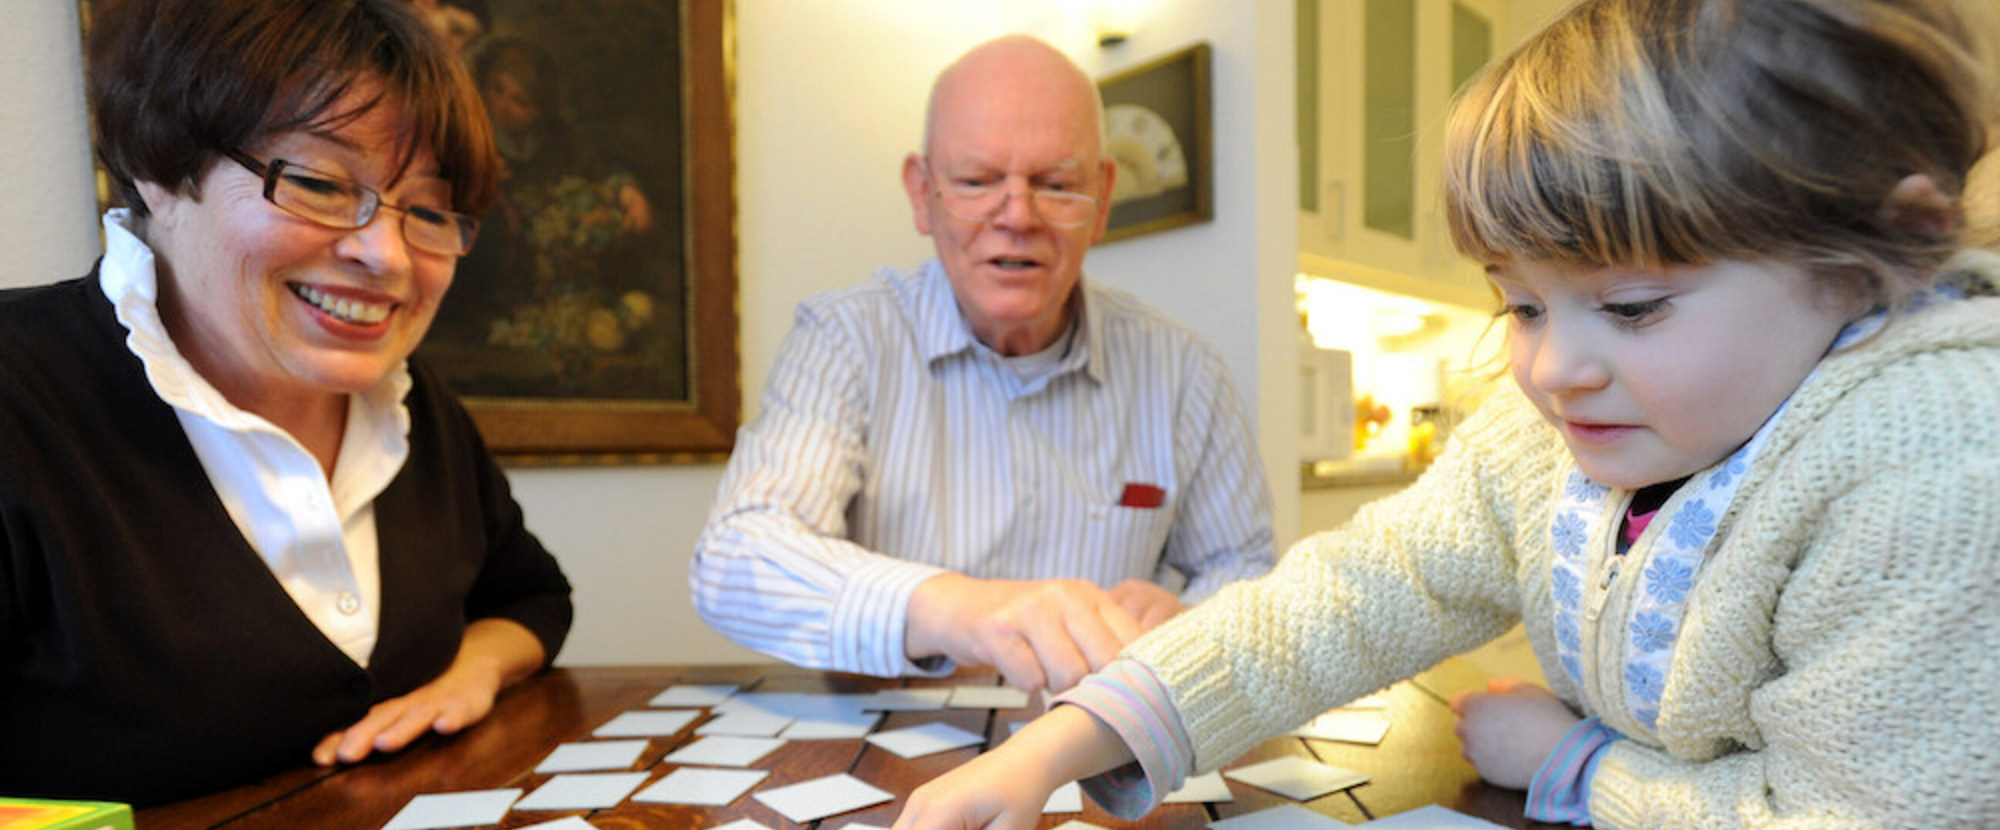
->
[1524,716,1621,825]
[1052,659,1195,819]
[830,557,951,677]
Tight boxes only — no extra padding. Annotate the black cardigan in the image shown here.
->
[0,272,573,806]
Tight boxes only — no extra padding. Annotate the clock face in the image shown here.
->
[1104,103,1189,204]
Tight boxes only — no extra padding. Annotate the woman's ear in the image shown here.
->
[134,180,177,219]
[1880,173,1960,241]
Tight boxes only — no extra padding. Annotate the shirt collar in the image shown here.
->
[95,208,414,437]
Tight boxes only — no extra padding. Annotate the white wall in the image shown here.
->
[0,2,98,282]
[0,0,1297,666]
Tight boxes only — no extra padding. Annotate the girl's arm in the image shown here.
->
[892,705,1134,830]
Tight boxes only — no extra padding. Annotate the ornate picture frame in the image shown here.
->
[1098,42,1214,243]
[418,0,740,462]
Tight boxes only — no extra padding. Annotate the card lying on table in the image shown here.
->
[0,797,134,830]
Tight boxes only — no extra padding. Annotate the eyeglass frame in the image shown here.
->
[222,149,481,257]
[918,157,1106,229]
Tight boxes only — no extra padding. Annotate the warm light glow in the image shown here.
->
[1059,0,1149,46]
[1295,275,1442,351]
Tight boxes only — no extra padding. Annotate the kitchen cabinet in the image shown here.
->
[1297,0,1507,310]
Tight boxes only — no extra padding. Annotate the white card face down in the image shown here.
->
[1290,711,1392,745]
[863,688,951,711]
[1207,803,1353,829]
[695,708,794,737]
[1222,756,1369,801]
[631,767,769,806]
[650,683,740,707]
[752,773,894,823]
[381,789,522,830]
[593,708,701,738]
[1163,770,1234,804]
[948,685,1031,709]
[516,817,601,830]
[780,709,881,740]
[864,721,984,758]
[662,735,786,767]
[1356,804,1511,829]
[513,772,649,811]
[534,739,650,774]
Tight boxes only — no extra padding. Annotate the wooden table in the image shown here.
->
[135,665,1569,829]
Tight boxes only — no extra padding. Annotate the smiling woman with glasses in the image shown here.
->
[0,0,574,807]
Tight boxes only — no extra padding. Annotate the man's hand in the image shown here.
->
[906,574,1157,693]
[312,619,545,766]
[1449,678,1580,789]
[1106,578,1184,631]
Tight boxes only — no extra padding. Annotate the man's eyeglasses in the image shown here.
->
[224,150,479,257]
[923,159,1102,228]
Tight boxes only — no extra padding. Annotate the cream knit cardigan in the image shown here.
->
[1127,254,2000,829]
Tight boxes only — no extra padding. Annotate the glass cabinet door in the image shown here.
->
[1298,0,1505,310]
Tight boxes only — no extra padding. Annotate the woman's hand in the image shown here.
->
[312,619,545,766]
[892,705,1136,830]
[1449,677,1580,789]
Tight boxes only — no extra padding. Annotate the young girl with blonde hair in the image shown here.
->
[892,0,2000,826]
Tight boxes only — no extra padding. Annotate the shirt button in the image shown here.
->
[337,592,362,616]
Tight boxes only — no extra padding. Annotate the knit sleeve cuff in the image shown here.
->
[1524,717,1621,824]
[1582,733,1671,828]
[1053,659,1196,819]
[1122,613,1264,770]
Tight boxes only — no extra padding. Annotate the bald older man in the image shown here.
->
[692,35,1274,693]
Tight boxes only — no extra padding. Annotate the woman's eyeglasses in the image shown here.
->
[224,150,479,257]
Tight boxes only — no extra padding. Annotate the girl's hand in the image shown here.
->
[893,704,1137,830]
[892,746,1062,830]
[1449,677,1580,789]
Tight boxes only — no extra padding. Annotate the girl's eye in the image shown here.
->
[1601,298,1669,326]
[1498,303,1544,324]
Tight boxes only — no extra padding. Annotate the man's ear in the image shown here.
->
[1089,157,1117,243]
[1880,173,1960,241]
[902,152,935,237]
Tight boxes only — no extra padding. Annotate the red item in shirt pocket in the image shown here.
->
[1118,483,1166,508]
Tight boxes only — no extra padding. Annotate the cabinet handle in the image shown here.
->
[1323,179,1346,242]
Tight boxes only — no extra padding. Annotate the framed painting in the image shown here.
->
[415,0,739,462]
[78,0,740,462]
[1097,42,1214,243]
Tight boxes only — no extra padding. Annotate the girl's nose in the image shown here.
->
[1523,320,1611,395]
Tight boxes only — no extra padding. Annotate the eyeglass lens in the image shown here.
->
[237,153,476,256]
[940,187,1099,227]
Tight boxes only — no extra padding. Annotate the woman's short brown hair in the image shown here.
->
[1445,0,1998,308]
[88,0,499,217]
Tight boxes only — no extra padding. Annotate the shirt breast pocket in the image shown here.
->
[1081,485,1179,584]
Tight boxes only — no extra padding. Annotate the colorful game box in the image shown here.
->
[0,798,133,830]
